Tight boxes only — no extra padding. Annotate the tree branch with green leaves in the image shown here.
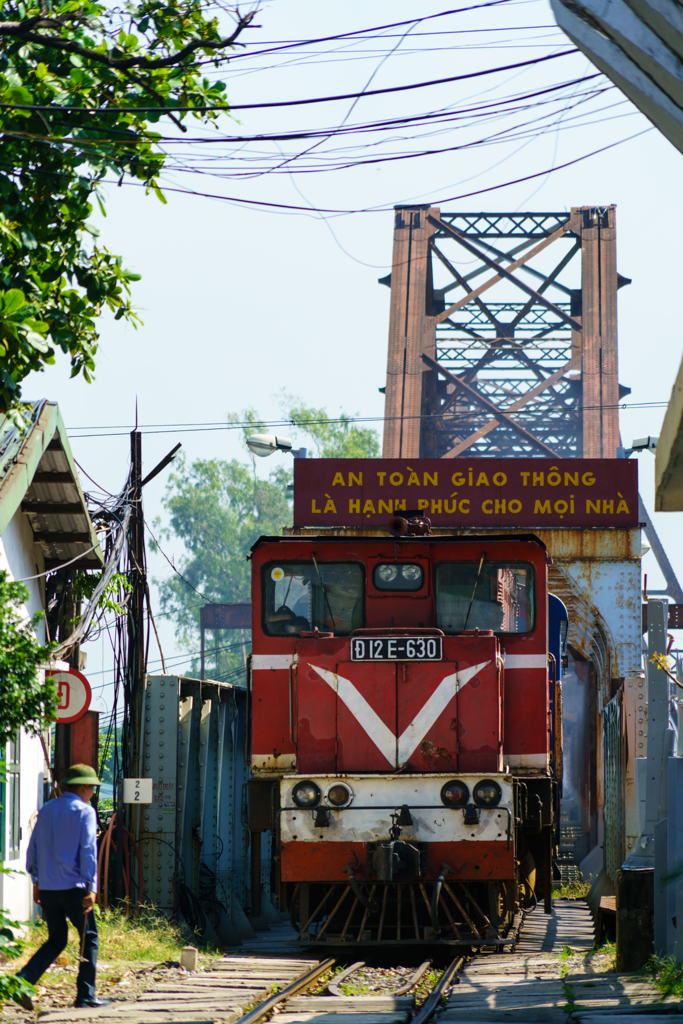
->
[0,571,57,746]
[0,0,256,421]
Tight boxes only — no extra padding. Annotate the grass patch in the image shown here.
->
[647,955,683,998]
[552,881,591,900]
[562,979,580,1015]
[414,968,443,1006]
[15,905,195,971]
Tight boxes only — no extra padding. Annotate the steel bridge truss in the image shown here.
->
[382,206,630,460]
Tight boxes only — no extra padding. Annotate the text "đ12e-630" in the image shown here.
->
[350,636,443,661]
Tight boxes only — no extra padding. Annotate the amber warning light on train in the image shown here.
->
[293,458,638,528]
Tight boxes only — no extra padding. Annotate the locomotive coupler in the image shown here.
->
[372,840,422,883]
[463,803,481,825]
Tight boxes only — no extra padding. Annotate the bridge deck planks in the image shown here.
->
[440,901,672,1023]
[34,955,319,1024]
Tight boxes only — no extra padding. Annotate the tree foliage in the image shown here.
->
[0,0,253,419]
[0,571,57,745]
[156,405,380,680]
[288,402,381,458]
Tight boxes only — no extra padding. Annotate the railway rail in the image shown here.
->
[236,953,466,1024]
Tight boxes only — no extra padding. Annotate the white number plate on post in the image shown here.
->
[122,778,153,803]
[350,636,442,661]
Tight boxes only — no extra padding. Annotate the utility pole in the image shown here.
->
[117,430,147,905]
[129,429,146,776]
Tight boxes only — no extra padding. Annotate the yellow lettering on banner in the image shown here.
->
[460,499,470,513]
[394,498,406,511]
[508,499,522,514]
[586,499,600,514]
[323,496,337,514]
[451,472,466,487]
[468,468,474,486]
[349,472,362,487]
[312,499,322,513]
[445,499,457,513]
[379,499,393,514]
[547,466,562,486]
[533,472,544,487]
[582,472,596,486]
[520,472,530,486]
[495,499,506,514]
[390,472,404,486]
[418,499,429,510]
[493,472,507,486]
[603,500,614,514]
[377,472,387,486]
[554,499,568,517]
[534,499,551,514]
[363,499,376,515]
[407,470,420,487]
[570,496,575,513]
[431,499,442,514]
[424,471,438,486]
[476,472,490,487]
[482,499,493,514]
[564,472,578,486]
[349,499,360,514]
[332,472,345,486]
[616,492,630,514]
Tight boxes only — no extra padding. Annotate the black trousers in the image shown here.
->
[18,888,98,1002]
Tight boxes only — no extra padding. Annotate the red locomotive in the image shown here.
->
[248,516,563,947]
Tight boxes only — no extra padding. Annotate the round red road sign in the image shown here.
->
[50,668,92,724]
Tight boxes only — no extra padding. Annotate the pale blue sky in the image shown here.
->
[25,0,683,711]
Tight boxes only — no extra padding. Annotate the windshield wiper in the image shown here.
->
[311,554,337,631]
[462,552,486,632]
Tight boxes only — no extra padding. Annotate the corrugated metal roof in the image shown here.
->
[0,401,103,571]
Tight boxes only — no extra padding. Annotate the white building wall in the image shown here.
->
[0,508,48,925]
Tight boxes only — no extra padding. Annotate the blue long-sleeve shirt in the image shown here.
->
[26,793,98,891]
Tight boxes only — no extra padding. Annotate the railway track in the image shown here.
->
[235,954,465,1024]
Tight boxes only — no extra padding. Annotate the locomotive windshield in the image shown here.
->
[264,562,363,635]
[435,561,534,633]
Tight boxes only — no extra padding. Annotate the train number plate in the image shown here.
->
[350,636,442,661]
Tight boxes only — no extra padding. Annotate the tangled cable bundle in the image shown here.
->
[97,812,144,916]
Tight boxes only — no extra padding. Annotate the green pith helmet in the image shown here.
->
[60,764,101,787]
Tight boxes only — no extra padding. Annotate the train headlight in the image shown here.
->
[375,562,424,590]
[440,780,469,808]
[326,782,353,808]
[292,781,321,808]
[473,779,502,807]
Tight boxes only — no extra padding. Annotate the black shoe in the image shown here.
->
[12,991,34,1011]
[74,997,110,1008]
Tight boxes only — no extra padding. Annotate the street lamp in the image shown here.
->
[246,433,307,459]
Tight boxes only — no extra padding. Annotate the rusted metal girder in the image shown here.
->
[381,206,626,460]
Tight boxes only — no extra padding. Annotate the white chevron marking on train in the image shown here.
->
[309,661,490,767]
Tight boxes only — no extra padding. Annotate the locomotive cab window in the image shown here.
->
[435,562,534,633]
[264,562,363,636]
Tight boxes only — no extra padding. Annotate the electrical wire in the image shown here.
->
[0,48,577,115]
[65,396,670,439]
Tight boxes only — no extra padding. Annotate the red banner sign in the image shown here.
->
[293,458,639,529]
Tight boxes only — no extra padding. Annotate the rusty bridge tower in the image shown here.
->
[381,206,630,461]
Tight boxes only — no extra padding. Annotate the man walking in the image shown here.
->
[15,764,109,1010]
